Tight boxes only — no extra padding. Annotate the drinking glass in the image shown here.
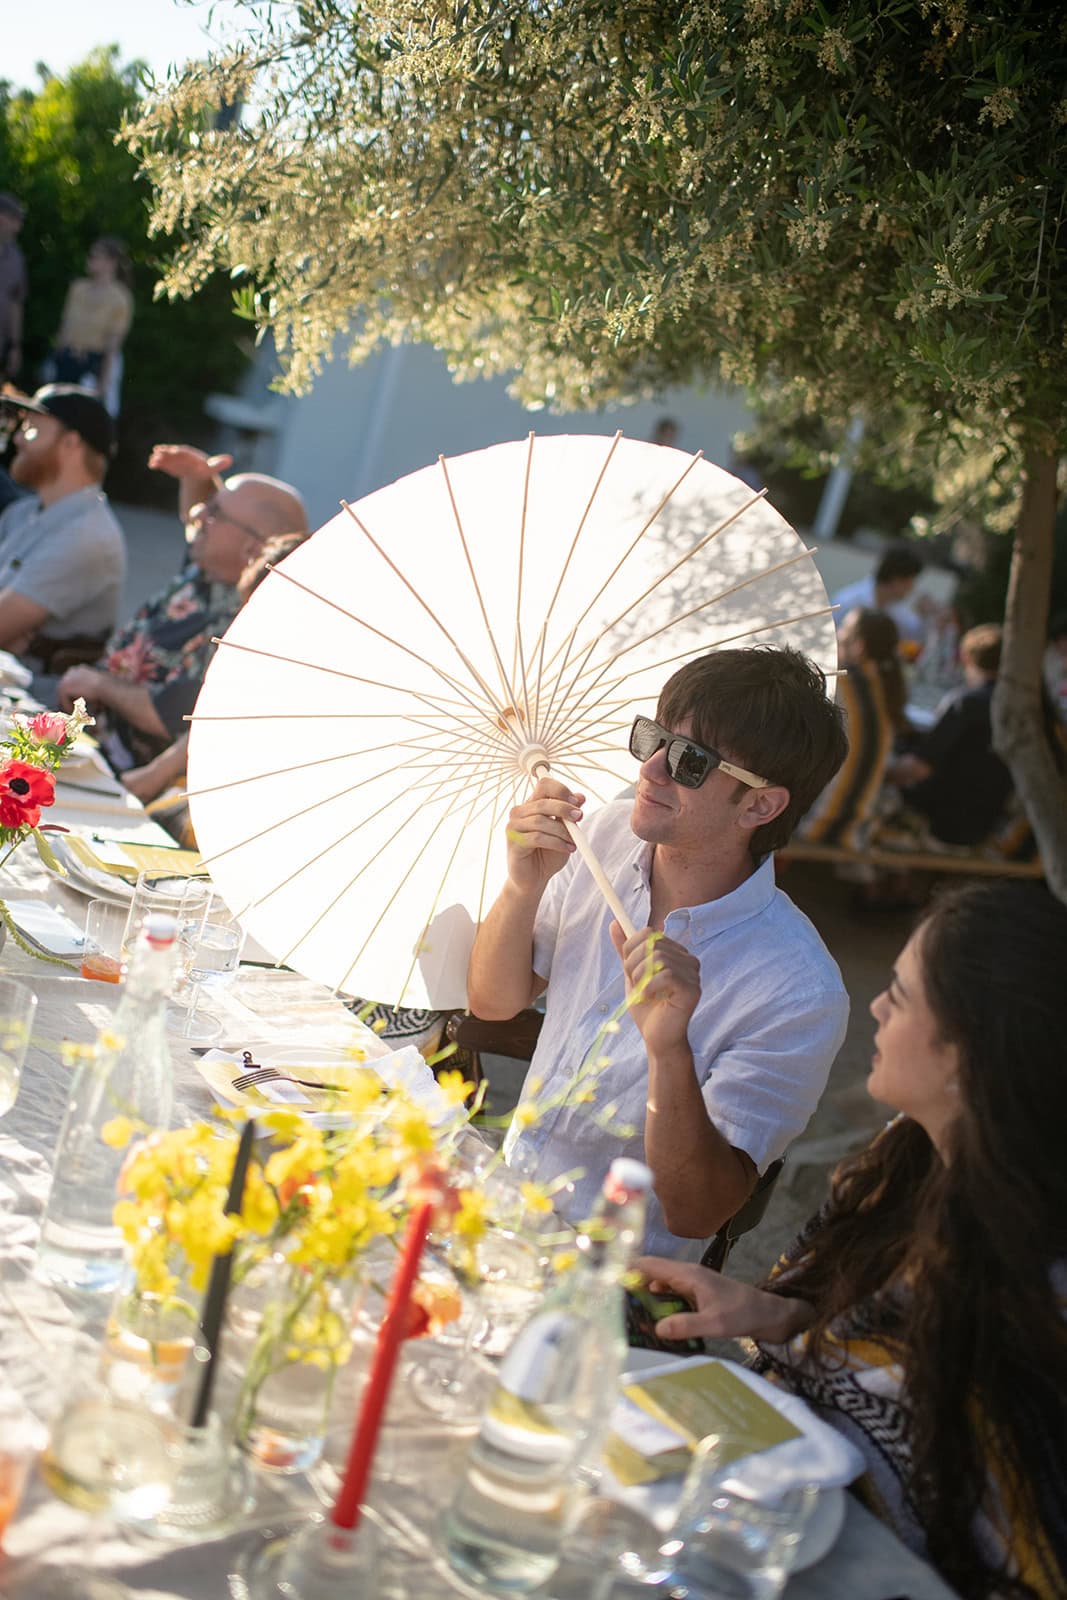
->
[80,898,126,984]
[173,894,247,1044]
[240,1507,385,1599]
[642,1433,820,1600]
[122,871,211,960]
[0,978,37,1117]
[38,1378,179,1522]
[132,1411,253,1541]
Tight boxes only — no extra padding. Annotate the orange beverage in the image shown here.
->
[80,952,123,983]
[0,1448,33,1543]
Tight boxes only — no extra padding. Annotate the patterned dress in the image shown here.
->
[97,566,240,769]
[752,1214,1065,1597]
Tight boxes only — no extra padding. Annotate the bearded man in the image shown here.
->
[0,385,126,664]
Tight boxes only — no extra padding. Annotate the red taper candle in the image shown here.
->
[331,1195,436,1530]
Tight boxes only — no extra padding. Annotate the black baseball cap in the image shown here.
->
[1,384,115,457]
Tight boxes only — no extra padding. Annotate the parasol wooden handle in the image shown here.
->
[562,816,636,939]
[528,757,636,938]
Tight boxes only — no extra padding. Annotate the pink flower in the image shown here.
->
[29,712,67,747]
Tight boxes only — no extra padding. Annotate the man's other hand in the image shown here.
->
[57,665,104,713]
[504,777,584,897]
[148,445,232,483]
[610,922,700,1057]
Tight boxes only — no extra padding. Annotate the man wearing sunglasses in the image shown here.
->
[469,646,849,1260]
[57,440,306,774]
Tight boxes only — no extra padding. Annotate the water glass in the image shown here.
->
[39,1380,179,1521]
[132,1412,252,1541]
[0,978,37,1117]
[174,894,247,1043]
[80,898,126,984]
[123,872,211,963]
[102,1287,200,1407]
[242,1508,383,1599]
[657,1434,820,1600]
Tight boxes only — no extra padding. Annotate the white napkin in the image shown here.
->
[196,1042,454,1125]
[610,1357,863,1524]
[0,651,32,690]
[4,899,85,957]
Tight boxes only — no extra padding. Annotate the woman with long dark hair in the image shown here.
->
[639,880,1067,1599]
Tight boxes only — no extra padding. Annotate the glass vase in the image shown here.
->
[236,1267,354,1475]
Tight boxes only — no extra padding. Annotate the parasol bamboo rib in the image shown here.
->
[511,432,537,734]
[532,430,623,735]
[548,605,838,752]
[207,637,526,760]
[438,452,523,714]
[201,745,515,881]
[260,561,520,736]
[536,487,773,751]
[340,503,520,727]
[335,765,515,999]
[535,447,704,742]
[544,547,820,753]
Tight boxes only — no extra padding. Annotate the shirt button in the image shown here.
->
[598,1003,609,1015]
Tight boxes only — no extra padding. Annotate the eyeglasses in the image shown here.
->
[190,497,265,545]
[628,716,769,790]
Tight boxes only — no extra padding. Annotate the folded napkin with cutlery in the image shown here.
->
[195,1043,455,1125]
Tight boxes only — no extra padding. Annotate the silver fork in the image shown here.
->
[231,1052,347,1095]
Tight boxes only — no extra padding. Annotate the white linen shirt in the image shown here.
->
[831,574,924,647]
[503,801,849,1260]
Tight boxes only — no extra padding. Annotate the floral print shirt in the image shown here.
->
[100,565,240,767]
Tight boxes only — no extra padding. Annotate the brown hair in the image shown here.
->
[92,235,133,289]
[763,882,1067,1598]
[960,623,1002,675]
[656,645,847,858]
[848,608,907,731]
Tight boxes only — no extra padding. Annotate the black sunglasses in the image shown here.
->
[629,716,769,790]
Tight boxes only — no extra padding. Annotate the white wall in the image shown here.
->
[267,340,754,533]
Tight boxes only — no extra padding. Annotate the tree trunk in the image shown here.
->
[991,446,1067,904]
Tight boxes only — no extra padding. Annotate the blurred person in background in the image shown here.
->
[0,194,27,383]
[0,384,125,669]
[49,237,134,418]
[832,543,925,650]
[57,443,306,775]
[799,608,907,852]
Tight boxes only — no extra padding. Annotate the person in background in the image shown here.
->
[50,237,134,417]
[798,607,906,851]
[888,623,1012,848]
[469,646,849,1260]
[0,194,27,383]
[832,543,925,650]
[651,416,680,448]
[638,880,1067,1600]
[120,529,311,809]
[0,385,125,669]
[57,444,306,775]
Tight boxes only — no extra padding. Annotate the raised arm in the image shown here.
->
[610,922,757,1237]
[466,776,584,1020]
[148,444,233,524]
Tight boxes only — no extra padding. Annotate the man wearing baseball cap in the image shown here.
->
[0,383,126,666]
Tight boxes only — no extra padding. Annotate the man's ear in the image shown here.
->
[737,784,790,832]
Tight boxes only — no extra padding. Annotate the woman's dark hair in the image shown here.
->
[849,607,907,730]
[93,235,133,289]
[657,646,848,858]
[764,881,1067,1598]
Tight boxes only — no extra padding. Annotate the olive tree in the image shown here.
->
[127,0,1067,890]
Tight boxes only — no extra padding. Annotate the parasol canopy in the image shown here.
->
[188,433,836,1007]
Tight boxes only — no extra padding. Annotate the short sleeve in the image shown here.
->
[701,982,849,1170]
[7,514,122,622]
[531,858,577,982]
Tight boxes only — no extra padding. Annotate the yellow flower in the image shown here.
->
[452,1188,490,1240]
[552,1249,579,1275]
[435,1070,476,1108]
[512,1102,540,1130]
[101,1115,138,1149]
[520,1181,554,1218]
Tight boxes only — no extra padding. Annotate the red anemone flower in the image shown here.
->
[0,760,56,829]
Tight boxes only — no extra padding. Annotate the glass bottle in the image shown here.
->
[37,912,178,1293]
[441,1157,651,1595]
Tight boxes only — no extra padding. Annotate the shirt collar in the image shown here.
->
[628,836,777,943]
[33,485,104,520]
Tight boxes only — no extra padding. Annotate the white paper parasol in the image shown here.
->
[187,434,836,1007]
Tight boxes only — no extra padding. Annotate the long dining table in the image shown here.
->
[0,729,963,1600]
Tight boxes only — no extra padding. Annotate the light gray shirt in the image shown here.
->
[0,485,126,641]
[504,801,849,1259]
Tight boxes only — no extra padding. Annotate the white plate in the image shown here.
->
[47,836,133,905]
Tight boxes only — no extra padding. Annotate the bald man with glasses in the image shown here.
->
[58,441,307,774]
[469,646,850,1260]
